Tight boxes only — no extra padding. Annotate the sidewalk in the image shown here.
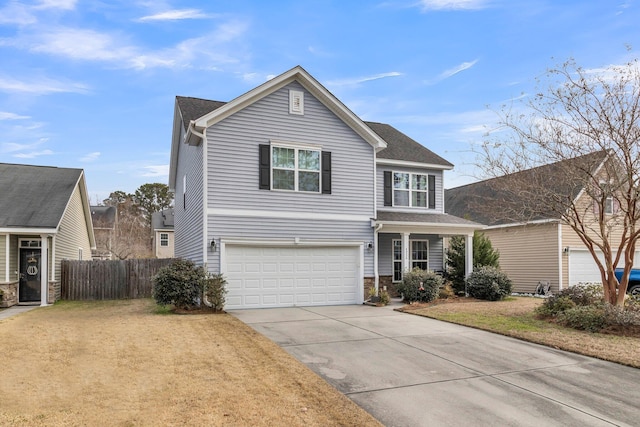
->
[0,305,38,321]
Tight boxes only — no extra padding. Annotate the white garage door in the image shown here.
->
[223,245,361,309]
[569,250,640,286]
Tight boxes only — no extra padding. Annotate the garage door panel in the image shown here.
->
[224,245,361,309]
[570,250,640,286]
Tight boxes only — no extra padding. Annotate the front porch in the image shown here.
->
[372,211,483,295]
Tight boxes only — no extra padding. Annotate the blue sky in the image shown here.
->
[1,0,638,203]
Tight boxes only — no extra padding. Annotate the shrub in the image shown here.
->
[446,231,500,294]
[152,259,205,310]
[439,283,456,299]
[204,273,228,312]
[396,268,443,303]
[562,283,603,306]
[604,303,640,327]
[465,266,512,301]
[378,288,391,306]
[535,295,576,317]
[558,305,606,332]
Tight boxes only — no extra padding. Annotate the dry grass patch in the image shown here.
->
[0,300,381,427]
[401,297,640,368]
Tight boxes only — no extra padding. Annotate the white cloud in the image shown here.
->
[0,75,88,94]
[0,112,30,120]
[137,9,212,22]
[325,72,403,87]
[1,138,49,154]
[424,59,479,85]
[13,149,54,158]
[35,0,77,10]
[0,2,37,25]
[141,164,169,177]
[80,151,101,162]
[440,59,478,79]
[418,0,490,11]
[2,19,250,70]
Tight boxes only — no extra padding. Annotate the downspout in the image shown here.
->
[202,127,208,269]
[374,223,383,293]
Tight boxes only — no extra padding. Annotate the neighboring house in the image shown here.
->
[152,208,174,258]
[169,66,481,309]
[91,205,117,260]
[0,163,95,307]
[445,151,637,294]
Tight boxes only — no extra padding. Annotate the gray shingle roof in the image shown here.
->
[152,208,174,230]
[176,96,225,132]
[0,163,83,228]
[365,121,453,167]
[175,96,452,166]
[445,151,609,226]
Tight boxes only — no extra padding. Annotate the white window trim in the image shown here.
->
[410,239,429,270]
[392,239,430,283]
[160,233,169,247]
[392,239,402,283]
[599,180,614,215]
[392,171,431,208]
[271,144,321,193]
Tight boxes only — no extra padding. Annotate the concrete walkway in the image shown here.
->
[0,305,38,321]
[231,303,640,427]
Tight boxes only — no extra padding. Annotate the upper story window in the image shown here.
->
[259,142,331,194]
[599,181,614,214]
[384,171,436,209]
[160,233,169,247]
[272,146,320,192]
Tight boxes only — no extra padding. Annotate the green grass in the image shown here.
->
[431,311,548,333]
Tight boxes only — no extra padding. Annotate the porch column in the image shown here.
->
[40,234,49,306]
[4,234,9,282]
[465,233,473,296]
[402,232,410,273]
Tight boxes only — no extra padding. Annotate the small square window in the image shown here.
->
[160,233,169,247]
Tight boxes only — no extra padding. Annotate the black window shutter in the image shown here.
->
[428,175,436,209]
[259,144,270,190]
[384,171,392,206]
[322,151,332,194]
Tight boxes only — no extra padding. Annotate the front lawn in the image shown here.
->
[401,297,640,368]
[0,299,381,427]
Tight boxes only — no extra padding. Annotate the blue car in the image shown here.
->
[614,269,640,296]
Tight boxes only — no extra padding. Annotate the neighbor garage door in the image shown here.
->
[223,245,361,309]
[569,250,640,286]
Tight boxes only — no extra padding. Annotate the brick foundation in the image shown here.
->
[0,282,18,307]
[364,276,401,298]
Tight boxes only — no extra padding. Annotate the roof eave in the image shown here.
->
[376,158,454,170]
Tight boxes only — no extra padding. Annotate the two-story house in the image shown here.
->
[169,66,481,309]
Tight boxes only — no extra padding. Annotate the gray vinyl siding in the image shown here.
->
[207,215,374,276]
[378,233,444,276]
[54,185,92,282]
[205,82,375,216]
[173,121,205,264]
[0,235,5,280]
[376,166,444,213]
[9,235,17,282]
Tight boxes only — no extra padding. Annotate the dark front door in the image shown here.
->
[19,248,41,302]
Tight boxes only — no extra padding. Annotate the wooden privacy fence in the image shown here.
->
[61,258,177,300]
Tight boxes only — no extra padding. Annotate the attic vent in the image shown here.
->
[289,90,304,115]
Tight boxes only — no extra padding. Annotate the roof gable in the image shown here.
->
[0,163,84,229]
[173,99,452,169]
[185,66,387,150]
[445,151,609,226]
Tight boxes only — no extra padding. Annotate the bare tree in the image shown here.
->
[102,192,153,259]
[481,58,640,306]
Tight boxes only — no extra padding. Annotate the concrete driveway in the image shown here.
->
[230,303,640,427]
